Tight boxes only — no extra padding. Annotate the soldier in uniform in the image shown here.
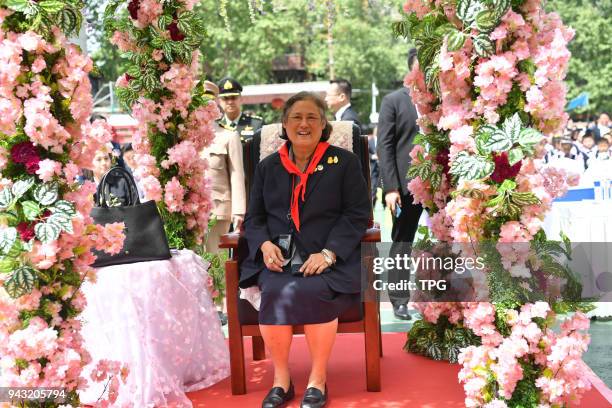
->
[217,77,264,143]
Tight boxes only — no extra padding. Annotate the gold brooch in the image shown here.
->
[327,156,339,164]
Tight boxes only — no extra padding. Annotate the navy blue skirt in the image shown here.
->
[257,268,359,325]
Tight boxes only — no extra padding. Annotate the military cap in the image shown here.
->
[218,77,243,98]
[203,80,219,97]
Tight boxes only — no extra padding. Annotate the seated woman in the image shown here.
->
[240,92,370,408]
[80,144,131,206]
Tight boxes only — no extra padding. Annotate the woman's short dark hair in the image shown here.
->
[280,91,333,141]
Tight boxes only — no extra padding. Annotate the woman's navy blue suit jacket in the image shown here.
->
[240,144,371,294]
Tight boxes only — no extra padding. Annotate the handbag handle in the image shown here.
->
[96,166,141,207]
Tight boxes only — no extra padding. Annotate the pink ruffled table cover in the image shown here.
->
[79,250,229,407]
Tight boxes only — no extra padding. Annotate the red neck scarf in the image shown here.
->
[278,141,330,231]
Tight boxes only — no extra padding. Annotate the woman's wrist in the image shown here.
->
[321,248,336,265]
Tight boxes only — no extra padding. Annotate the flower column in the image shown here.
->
[105,0,218,250]
[397,0,593,406]
[0,2,125,405]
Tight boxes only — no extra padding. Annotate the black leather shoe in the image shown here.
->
[300,385,327,408]
[393,303,411,320]
[262,381,295,408]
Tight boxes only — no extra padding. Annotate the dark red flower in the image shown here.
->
[24,156,40,174]
[125,73,134,82]
[490,151,522,183]
[435,148,450,175]
[168,21,185,41]
[16,222,35,241]
[10,142,39,165]
[127,0,140,20]
[42,210,52,219]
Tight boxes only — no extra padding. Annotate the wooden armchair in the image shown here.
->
[220,121,382,395]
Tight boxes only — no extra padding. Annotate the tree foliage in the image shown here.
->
[546,0,612,115]
[87,0,409,123]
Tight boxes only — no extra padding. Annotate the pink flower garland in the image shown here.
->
[0,9,127,403]
[401,0,591,405]
[112,0,218,245]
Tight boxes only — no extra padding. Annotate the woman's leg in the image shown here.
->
[303,318,338,392]
[259,324,293,391]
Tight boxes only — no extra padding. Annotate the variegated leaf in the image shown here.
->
[32,183,59,206]
[473,33,494,58]
[0,188,14,210]
[503,113,523,142]
[0,228,17,255]
[34,222,61,244]
[50,200,76,217]
[11,178,35,199]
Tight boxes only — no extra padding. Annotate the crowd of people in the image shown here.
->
[542,113,611,172]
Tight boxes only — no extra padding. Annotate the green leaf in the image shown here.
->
[59,6,80,35]
[34,222,61,244]
[127,65,141,78]
[447,346,459,363]
[11,178,36,199]
[482,129,513,152]
[177,19,190,36]
[497,179,517,194]
[474,9,499,32]
[450,151,495,181]
[510,191,541,206]
[434,23,457,37]
[447,30,467,51]
[38,0,64,13]
[0,188,14,210]
[4,266,37,298]
[503,113,523,142]
[492,0,511,18]
[6,0,36,14]
[32,182,58,206]
[0,257,16,274]
[508,147,525,165]
[427,343,443,360]
[50,200,76,217]
[457,0,486,25]
[47,213,73,234]
[21,201,41,221]
[0,228,17,255]
[473,33,494,58]
[518,127,543,148]
[158,14,173,30]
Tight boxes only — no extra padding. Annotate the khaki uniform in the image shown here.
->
[202,124,246,253]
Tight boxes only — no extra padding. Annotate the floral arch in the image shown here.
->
[0,0,594,406]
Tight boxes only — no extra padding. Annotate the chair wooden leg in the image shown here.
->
[364,300,381,392]
[379,309,383,357]
[226,259,247,395]
[252,335,266,361]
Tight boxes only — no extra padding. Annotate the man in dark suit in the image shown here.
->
[325,78,361,128]
[217,77,264,143]
[376,49,423,320]
[368,133,380,207]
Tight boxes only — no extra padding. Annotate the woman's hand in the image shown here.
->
[260,241,284,272]
[300,253,331,276]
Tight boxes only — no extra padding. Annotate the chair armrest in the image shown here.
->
[219,231,242,249]
[362,227,381,242]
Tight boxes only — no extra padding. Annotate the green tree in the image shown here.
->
[546,0,612,115]
[88,0,409,123]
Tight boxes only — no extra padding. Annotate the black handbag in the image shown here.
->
[91,166,171,267]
